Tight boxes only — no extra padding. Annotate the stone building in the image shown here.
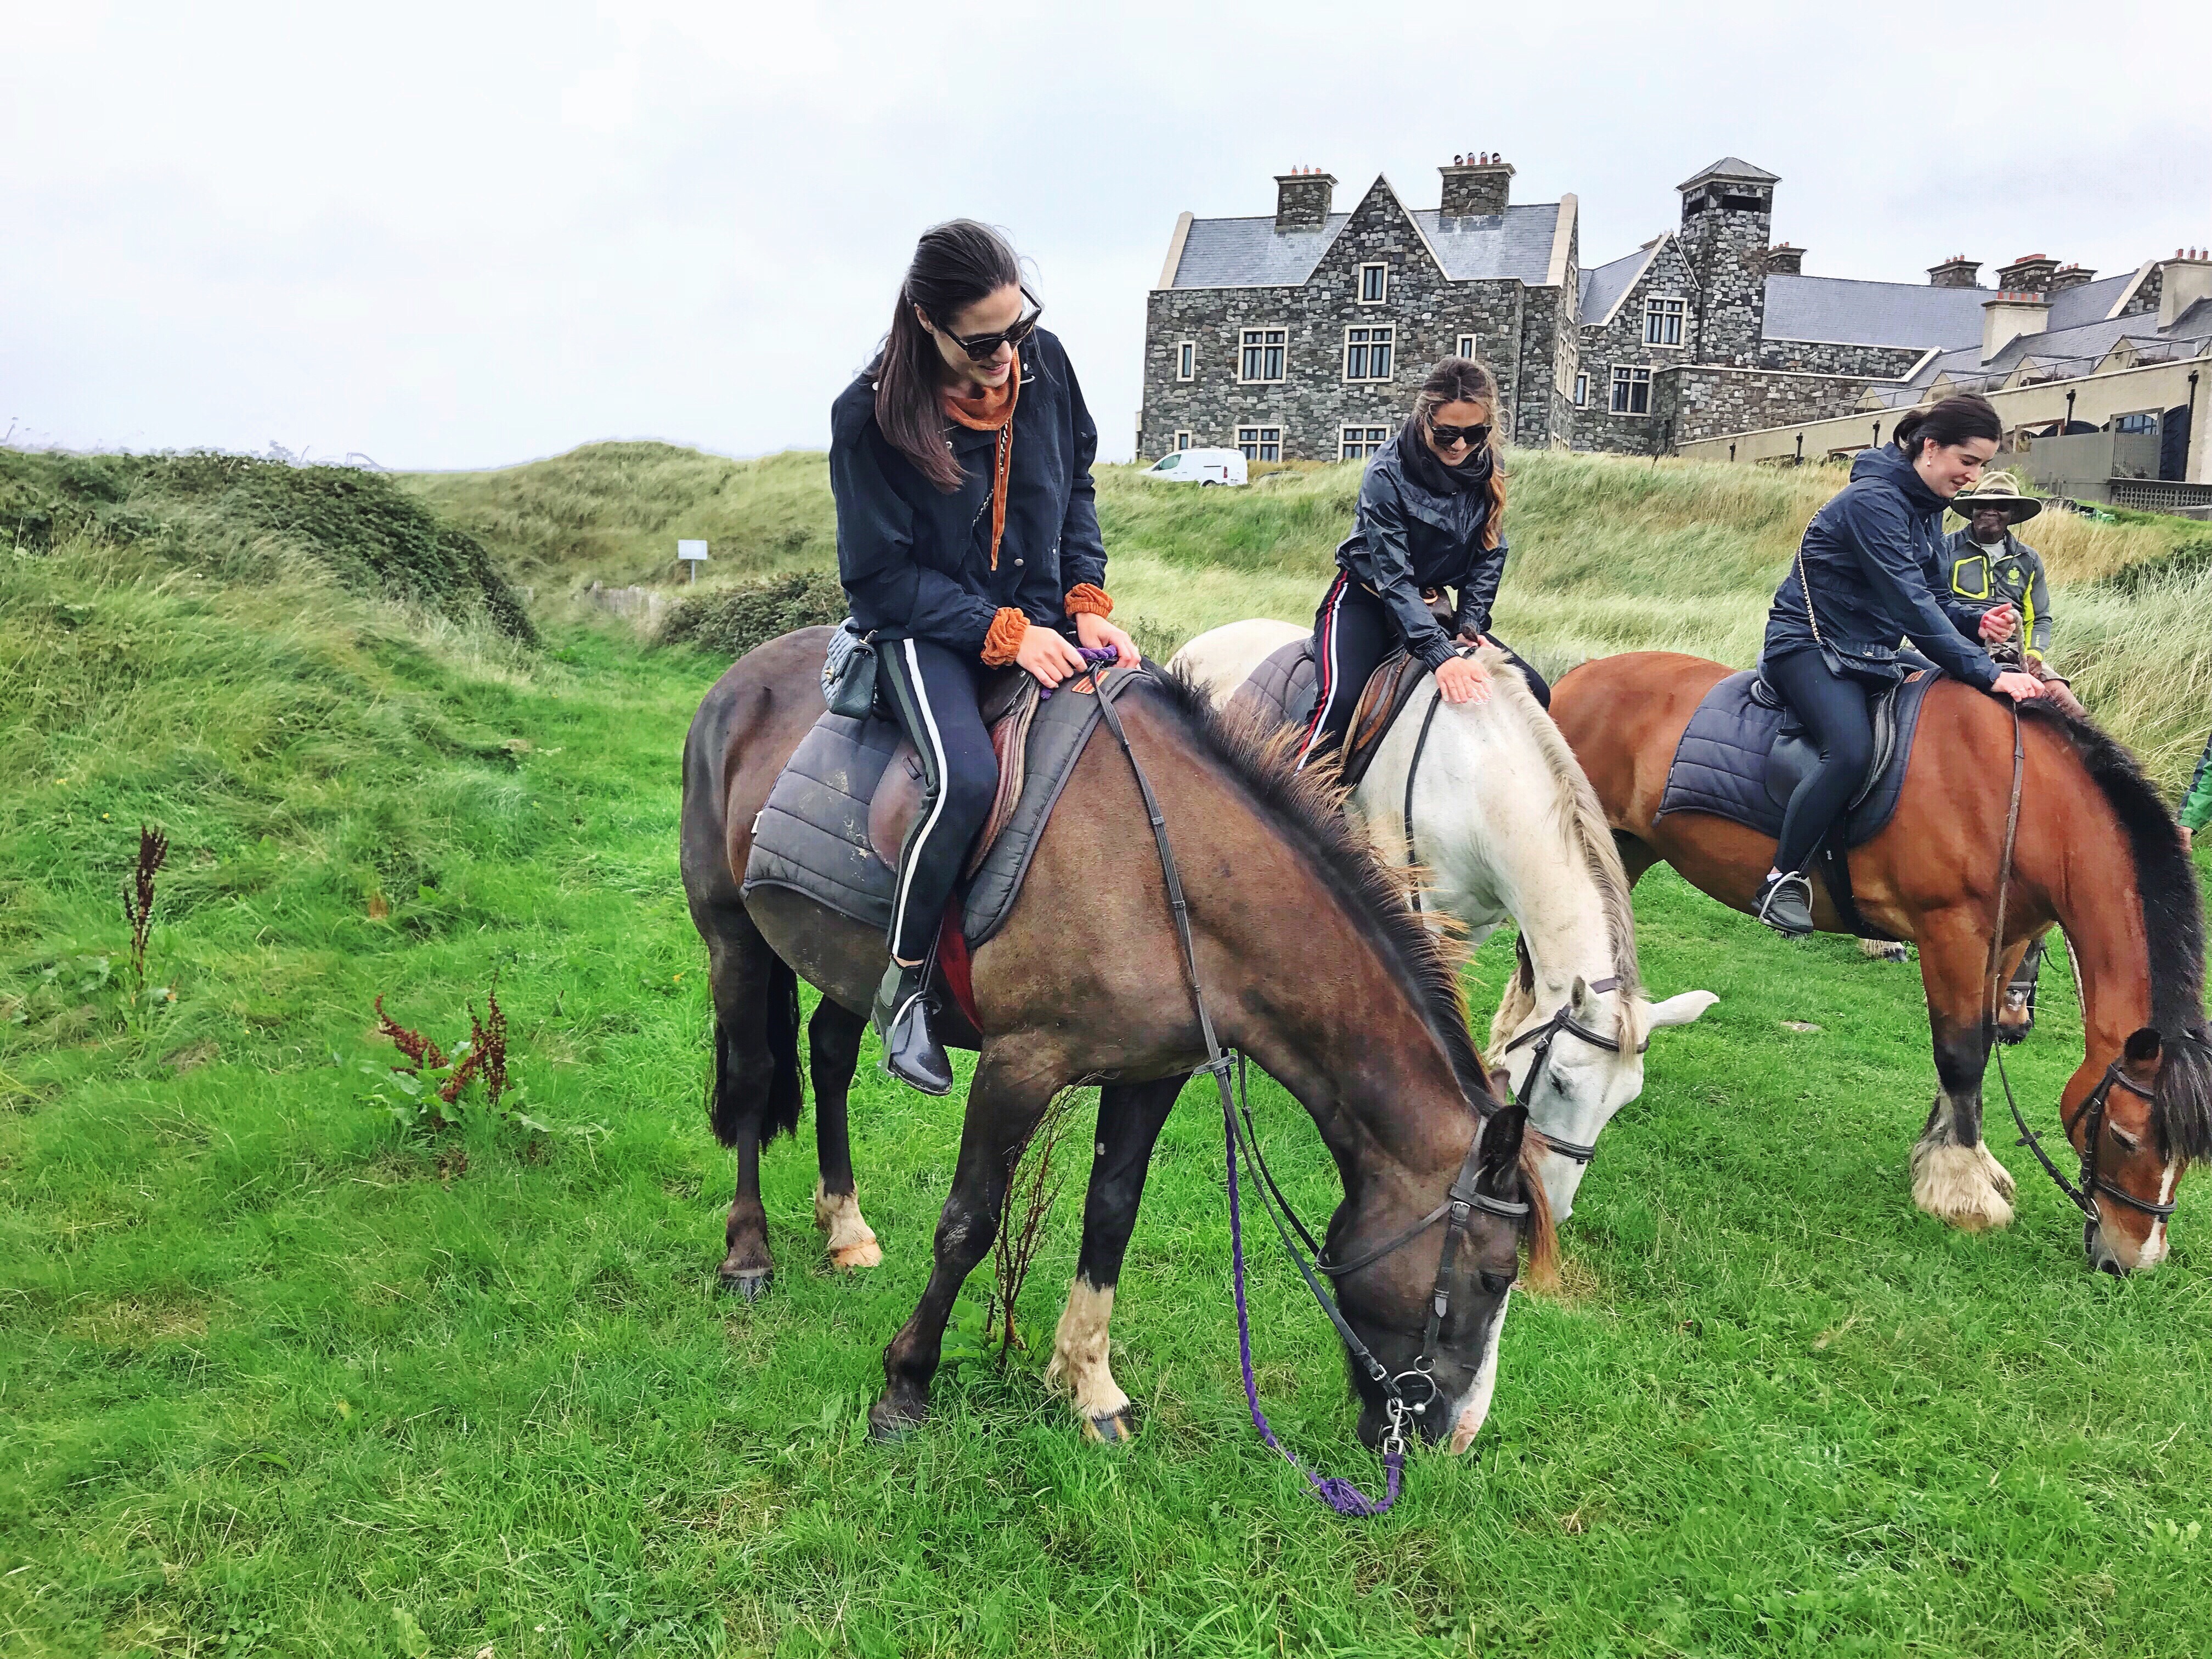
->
[1138,158,1579,462]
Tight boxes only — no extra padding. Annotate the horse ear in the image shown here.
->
[1569,975,1602,1024]
[1486,1065,1515,1105]
[1645,989,1720,1030]
[1481,1102,1528,1173]
[2124,1027,2163,1066]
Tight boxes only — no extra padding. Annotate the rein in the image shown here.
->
[1086,663,1526,1515]
[1500,978,1645,1166]
[1983,703,2176,1228]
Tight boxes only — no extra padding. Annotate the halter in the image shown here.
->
[1983,702,2177,1231]
[1087,665,1530,1514]
[1499,974,1646,1166]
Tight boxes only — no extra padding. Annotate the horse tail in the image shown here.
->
[761,954,805,1144]
[704,946,806,1148]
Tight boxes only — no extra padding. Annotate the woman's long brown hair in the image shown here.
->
[870,220,1023,493]
[1409,356,1506,549]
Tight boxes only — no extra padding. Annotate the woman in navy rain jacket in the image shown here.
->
[829,219,1135,1092]
[1294,355,1546,771]
[1754,393,2045,934]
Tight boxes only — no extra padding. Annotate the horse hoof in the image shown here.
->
[1995,1022,2032,1047]
[720,1268,772,1301]
[867,1395,927,1443]
[1912,1142,2015,1234]
[1083,1408,1137,1445]
[828,1237,883,1271]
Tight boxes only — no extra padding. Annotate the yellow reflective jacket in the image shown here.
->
[1943,528,2052,659]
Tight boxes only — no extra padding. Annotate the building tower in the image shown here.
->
[1677,157,1778,368]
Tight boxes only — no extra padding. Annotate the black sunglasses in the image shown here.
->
[933,294,1043,363]
[1430,420,1491,449]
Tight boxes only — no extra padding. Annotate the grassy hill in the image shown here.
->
[407,441,2212,788]
[7,443,2212,1654]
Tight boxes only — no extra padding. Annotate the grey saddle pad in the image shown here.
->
[1656,668,1940,848]
[743,665,1146,948]
[1227,636,1319,735]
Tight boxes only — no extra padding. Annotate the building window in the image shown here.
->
[1644,296,1686,347]
[1610,366,1651,415]
[1238,328,1286,382]
[1573,372,1590,408]
[2114,411,2159,434]
[1358,263,1388,304]
[1343,325,1394,381]
[1176,341,1195,381]
[1173,430,1193,451]
[1455,333,1478,360]
[1340,425,1390,461]
[1236,426,1282,462]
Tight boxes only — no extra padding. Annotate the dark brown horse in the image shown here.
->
[1553,651,2210,1273]
[680,628,1555,1447]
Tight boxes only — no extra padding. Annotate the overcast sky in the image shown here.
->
[5,1,2208,469]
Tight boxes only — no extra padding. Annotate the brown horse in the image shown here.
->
[1553,652,2210,1273]
[681,628,1555,1448]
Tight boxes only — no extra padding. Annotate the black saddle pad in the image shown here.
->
[742,665,1147,948]
[1228,636,1319,736]
[1656,668,1940,848]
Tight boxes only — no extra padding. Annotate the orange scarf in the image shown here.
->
[941,352,1019,569]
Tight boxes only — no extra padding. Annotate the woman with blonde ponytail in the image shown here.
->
[1293,356,1542,770]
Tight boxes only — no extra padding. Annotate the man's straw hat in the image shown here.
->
[1950,470,2041,524]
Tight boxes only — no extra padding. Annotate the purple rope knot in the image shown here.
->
[1037,645,1127,700]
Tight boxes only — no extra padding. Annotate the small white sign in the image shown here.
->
[677,539,709,561]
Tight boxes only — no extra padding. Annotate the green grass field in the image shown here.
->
[6,447,2211,1656]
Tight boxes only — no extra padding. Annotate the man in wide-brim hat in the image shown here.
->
[1944,469,2050,659]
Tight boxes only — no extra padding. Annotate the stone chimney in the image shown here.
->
[1994,253,2060,294]
[1927,255,1980,289]
[1273,168,1335,233]
[1438,153,1514,218]
[2159,247,2212,330]
[1982,291,2051,362]
[1764,242,1804,275]
[2045,263,2095,294]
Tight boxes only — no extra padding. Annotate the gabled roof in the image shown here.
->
[1167,181,1566,290]
[1762,268,2145,351]
[1863,302,2212,406]
[1579,241,1662,327]
[1679,156,1780,189]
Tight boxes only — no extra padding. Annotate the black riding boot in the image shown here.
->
[873,960,953,1096]
[1755,870,1815,937]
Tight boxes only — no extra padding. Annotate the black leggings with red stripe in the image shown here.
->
[1293,573,1549,770]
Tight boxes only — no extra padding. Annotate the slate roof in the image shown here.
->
[1680,156,1780,187]
[1170,201,1564,289]
[1762,269,2140,350]
[1864,301,2212,407]
[1579,243,1660,326]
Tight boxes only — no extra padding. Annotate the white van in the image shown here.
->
[1139,447,1246,486]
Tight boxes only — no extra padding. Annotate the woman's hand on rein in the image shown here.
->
[1435,653,1491,706]
[1991,670,2045,702]
[1074,611,1139,666]
[1015,623,1089,689]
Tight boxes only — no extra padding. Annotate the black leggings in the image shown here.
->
[876,636,998,963]
[1293,573,1550,769]
[1767,647,1876,876]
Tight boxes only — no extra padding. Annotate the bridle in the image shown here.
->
[1499,974,1646,1167]
[1983,701,2178,1231]
[1087,664,1531,1515]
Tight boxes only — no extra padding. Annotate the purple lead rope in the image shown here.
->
[1036,645,1125,700]
[1221,1080,1403,1516]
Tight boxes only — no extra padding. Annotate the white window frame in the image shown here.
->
[1342,324,1395,382]
[1173,430,1193,451]
[1357,262,1389,305]
[1573,371,1590,408]
[1455,333,1478,360]
[1237,326,1288,384]
[1176,340,1195,382]
[1340,425,1390,461]
[1611,365,1652,416]
[1643,295,1686,348]
[1235,425,1282,462]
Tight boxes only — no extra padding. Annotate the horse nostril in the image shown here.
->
[2097,1255,2126,1277]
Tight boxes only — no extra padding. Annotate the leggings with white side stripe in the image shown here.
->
[876,636,999,963]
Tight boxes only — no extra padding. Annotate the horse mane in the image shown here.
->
[1474,646,1645,1045]
[1138,665,1498,1118]
[2023,701,2212,1161]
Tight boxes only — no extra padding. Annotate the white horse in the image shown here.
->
[1172,619,1717,1220]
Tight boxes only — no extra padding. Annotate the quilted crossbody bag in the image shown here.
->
[1794,532,1897,683]
[820,620,879,719]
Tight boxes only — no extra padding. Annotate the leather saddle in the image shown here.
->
[1749,670,1906,815]
[1228,590,1457,789]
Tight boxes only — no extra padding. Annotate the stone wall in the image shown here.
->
[1575,236,1700,454]
[2121,264,2163,318]
[1138,177,1564,460]
[1653,365,1886,448]
[1756,339,1925,377]
[1678,180,1773,367]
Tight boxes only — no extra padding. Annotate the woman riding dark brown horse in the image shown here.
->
[681,630,1555,1448]
[1553,648,2210,1273]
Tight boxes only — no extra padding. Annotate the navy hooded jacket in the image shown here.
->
[830,328,1106,659]
[1764,442,2000,691]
